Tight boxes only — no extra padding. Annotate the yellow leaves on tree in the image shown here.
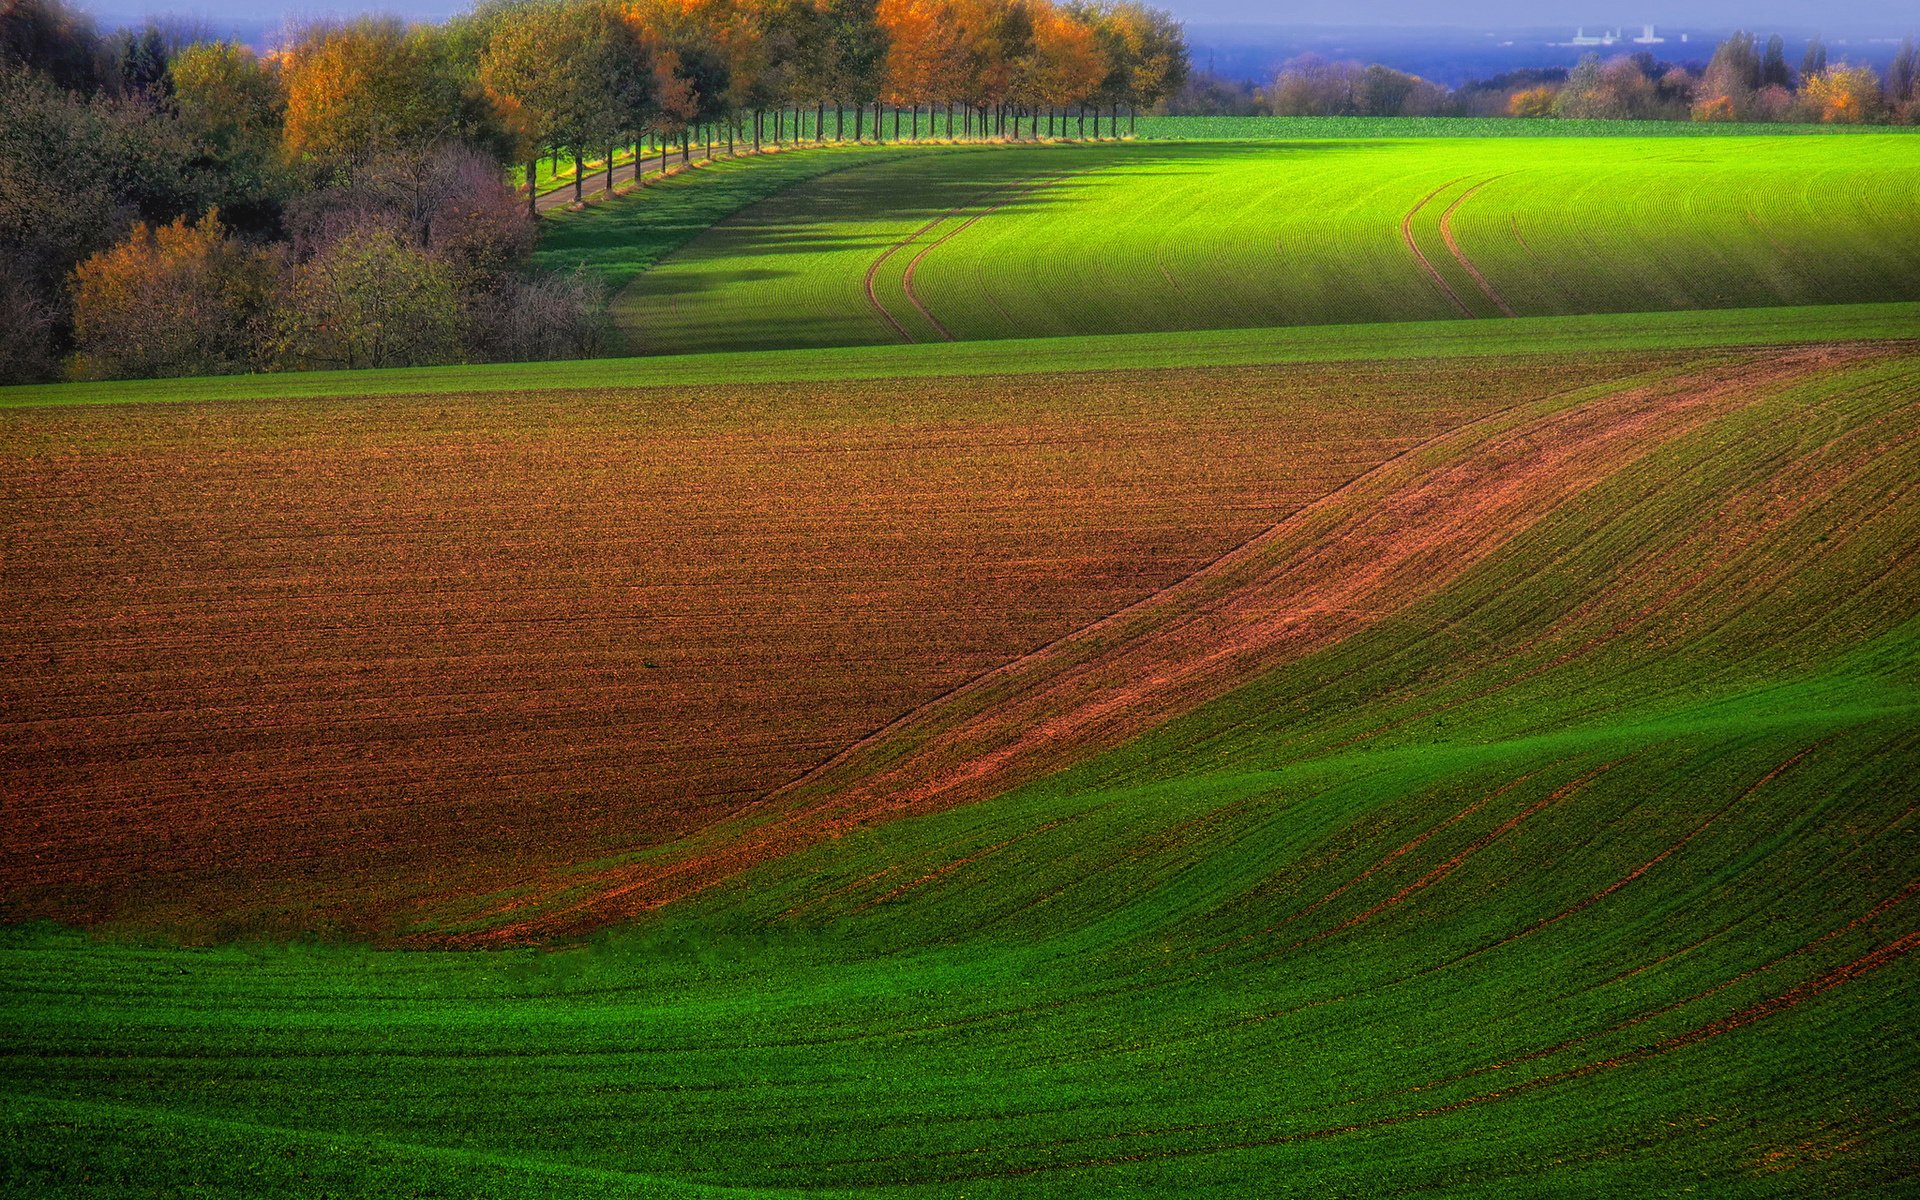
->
[69,212,277,380]
[1800,66,1884,124]
[282,19,461,164]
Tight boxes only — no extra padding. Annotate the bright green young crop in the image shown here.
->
[605,137,1920,355]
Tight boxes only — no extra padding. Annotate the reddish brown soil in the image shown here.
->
[493,347,1881,942]
[3,360,1597,939]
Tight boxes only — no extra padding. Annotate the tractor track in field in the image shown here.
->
[862,210,954,341]
[901,172,1073,340]
[465,348,1880,942]
[865,171,1075,343]
[1401,177,1475,317]
[1439,176,1517,317]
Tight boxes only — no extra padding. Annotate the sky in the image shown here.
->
[1170,3,1910,28]
[70,0,1914,62]
[73,0,1918,31]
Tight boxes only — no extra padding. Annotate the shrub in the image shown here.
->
[466,266,609,363]
[1507,87,1555,118]
[67,212,278,380]
[0,253,64,383]
[273,220,463,370]
[1800,66,1885,124]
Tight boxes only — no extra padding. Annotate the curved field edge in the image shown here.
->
[435,345,1920,939]
[3,348,1916,1195]
[4,302,1917,409]
[533,143,942,296]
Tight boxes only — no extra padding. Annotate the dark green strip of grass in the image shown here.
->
[4,302,1915,410]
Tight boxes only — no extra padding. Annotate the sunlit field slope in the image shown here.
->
[4,326,1918,1195]
[605,136,1920,354]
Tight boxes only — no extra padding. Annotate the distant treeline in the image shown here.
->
[1168,33,1919,126]
[0,0,1187,385]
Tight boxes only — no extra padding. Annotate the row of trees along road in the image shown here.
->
[0,0,1185,383]
[476,0,1188,214]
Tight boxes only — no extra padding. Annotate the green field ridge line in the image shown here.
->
[6,304,1916,409]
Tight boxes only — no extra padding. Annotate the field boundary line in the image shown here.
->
[1401,177,1475,318]
[1440,176,1517,317]
[474,359,1832,941]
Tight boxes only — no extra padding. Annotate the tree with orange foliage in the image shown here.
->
[1507,85,1555,117]
[68,211,279,379]
[281,19,479,170]
[1016,0,1104,137]
[1800,64,1885,124]
[623,0,731,162]
[878,0,966,138]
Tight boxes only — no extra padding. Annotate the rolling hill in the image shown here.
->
[4,308,1917,1194]
[582,137,1920,355]
[5,128,1919,1197]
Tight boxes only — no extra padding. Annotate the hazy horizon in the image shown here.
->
[69,0,1919,37]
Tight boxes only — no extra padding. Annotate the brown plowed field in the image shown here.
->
[489,347,1885,940]
[1,360,1630,939]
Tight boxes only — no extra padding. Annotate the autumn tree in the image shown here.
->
[879,0,968,136]
[817,0,886,140]
[281,19,481,169]
[1556,55,1658,119]
[482,1,653,211]
[1695,32,1760,120]
[68,211,278,379]
[1015,0,1104,136]
[1800,64,1885,124]
[1760,34,1791,90]
[0,0,109,92]
[1887,38,1918,123]
[1801,38,1827,82]
[1507,85,1555,117]
[623,0,730,163]
[169,42,287,226]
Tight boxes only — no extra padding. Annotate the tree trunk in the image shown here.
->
[1130,105,1136,134]
[854,102,863,142]
[526,157,537,218]
[573,147,583,203]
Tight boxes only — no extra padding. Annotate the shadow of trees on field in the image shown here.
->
[629,141,1385,270]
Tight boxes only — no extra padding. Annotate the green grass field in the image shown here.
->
[1132,114,1920,139]
[6,126,1919,1197]
[594,137,1920,355]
